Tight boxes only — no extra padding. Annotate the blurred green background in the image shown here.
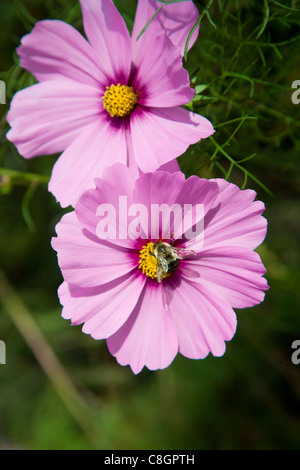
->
[0,0,300,450]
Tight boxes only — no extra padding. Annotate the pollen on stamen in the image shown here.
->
[138,242,157,280]
[102,83,138,118]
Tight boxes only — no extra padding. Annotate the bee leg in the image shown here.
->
[148,249,156,257]
[170,232,174,245]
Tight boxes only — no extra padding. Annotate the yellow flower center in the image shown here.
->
[138,242,170,281]
[102,83,138,118]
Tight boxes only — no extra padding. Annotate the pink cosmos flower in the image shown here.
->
[6,0,212,208]
[51,164,269,374]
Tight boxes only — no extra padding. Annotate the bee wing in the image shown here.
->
[173,247,196,259]
[156,257,169,283]
[160,257,169,272]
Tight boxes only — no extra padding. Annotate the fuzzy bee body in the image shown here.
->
[149,238,196,283]
[164,257,180,274]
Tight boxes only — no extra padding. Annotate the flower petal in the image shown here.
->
[157,159,181,173]
[165,276,237,359]
[75,163,188,251]
[129,106,214,172]
[48,117,128,208]
[17,20,106,86]
[58,269,146,339]
[107,282,178,374]
[133,171,219,242]
[75,163,139,249]
[51,211,136,288]
[132,30,194,108]
[181,246,269,308]
[204,179,268,250]
[131,0,159,43]
[132,0,200,56]
[6,79,101,159]
[79,0,132,83]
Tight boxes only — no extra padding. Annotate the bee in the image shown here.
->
[149,235,196,283]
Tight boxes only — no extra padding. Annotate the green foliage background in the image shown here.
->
[0,0,300,450]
